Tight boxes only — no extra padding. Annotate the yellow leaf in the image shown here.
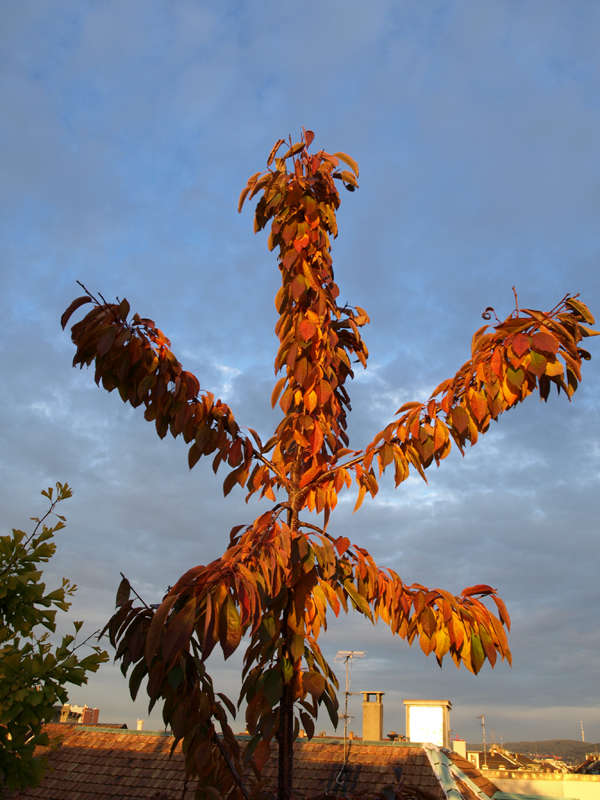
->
[333,152,359,177]
[271,376,287,409]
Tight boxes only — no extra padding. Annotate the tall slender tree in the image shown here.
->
[62,130,596,800]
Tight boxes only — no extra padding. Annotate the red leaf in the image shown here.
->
[254,739,271,772]
[61,296,93,329]
[293,233,310,252]
[291,274,306,300]
[450,406,469,434]
[97,325,116,356]
[115,577,131,607]
[461,584,494,597]
[420,607,437,637]
[188,444,202,470]
[118,298,130,321]
[145,594,177,665]
[532,331,560,355]
[162,599,197,661]
[511,333,530,358]
[334,536,350,556]
[302,670,326,698]
[294,357,308,387]
[299,463,323,489]
[299,320,316,341]
[490,348,504,377]
[491,594,511,630]
[315,379,332,405]
[469,392,488,423]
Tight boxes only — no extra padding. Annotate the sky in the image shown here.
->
[1,1,599,745]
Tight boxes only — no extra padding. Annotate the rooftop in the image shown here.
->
[5,724,503,800]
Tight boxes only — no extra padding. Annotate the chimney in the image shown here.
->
[362,692,384,741]
[137,719,145,731]
[403,700,452,748]
[452,740,467,758]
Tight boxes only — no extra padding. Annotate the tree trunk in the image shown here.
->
[277,666,294,800]
[277,457,301,800]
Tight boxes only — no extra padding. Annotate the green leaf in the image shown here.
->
[219,594,241,659]
[343,580,373,620]
[263,669,283,707]
[470,631,485,674]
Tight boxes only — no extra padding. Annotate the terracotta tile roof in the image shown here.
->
[262,740,445,798]
[5,724,192,800]
[573,755,600,774]
[447,751,498,797]
[4,726,502,800]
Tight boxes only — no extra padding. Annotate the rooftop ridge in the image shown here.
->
[77,725,172,736]
[424,743,497,800]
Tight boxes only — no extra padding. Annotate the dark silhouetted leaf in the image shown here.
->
[61,296,93,329]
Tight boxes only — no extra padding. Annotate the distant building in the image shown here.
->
[574,754,600,775]
[58,703,100,725]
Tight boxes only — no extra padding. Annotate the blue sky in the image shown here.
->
[1,1,599,744]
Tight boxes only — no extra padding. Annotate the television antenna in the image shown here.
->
[476,715,487,767]
[334,651,365,780]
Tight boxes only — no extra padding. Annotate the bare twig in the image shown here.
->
[211,732,249,800]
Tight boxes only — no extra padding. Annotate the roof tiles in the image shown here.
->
[4,726,502,800]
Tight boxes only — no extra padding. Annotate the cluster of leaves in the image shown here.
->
[106,507,511,786]
[0,484,108,792]
[239,132,368,525]
[61,296,258,497]
[357,295,597,507]
[63,130,596,800]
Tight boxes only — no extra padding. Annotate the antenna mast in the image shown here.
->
[476,715,487,766]
[334,650,365,779]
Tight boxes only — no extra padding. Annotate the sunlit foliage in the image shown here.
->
[63,130,596,800]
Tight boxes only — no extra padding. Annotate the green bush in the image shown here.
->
[0,483,108,792]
